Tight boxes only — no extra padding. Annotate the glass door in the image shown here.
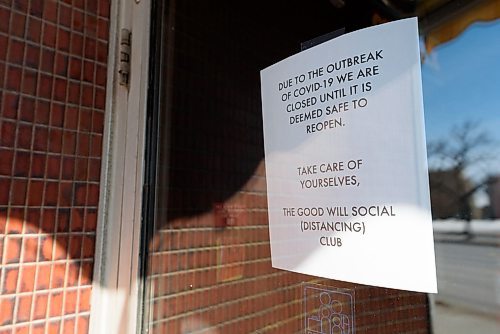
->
[140,0,500,333]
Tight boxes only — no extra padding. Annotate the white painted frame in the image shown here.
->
[89,0,151,333]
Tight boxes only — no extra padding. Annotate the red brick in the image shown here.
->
[16,294,33,322]
[2,92,19,119]
[81,84,93,107]
[62,318,75,334]
[3,268,19,293]
[0,178,11,205]
[31,154,46,178]
[4,237,22,263]
[0,7,10,34]
[6,208,24,234]
[77,133,90,156]
[14,153,30,178]
[99,0,111,18]
[36,263,51,290]
[27,17,42,42]
[0,149,14,175]
[97,18,109,40]
[95,64,107,87]
[57,208,70,232]
[0,56,5,75]
[43,0,58,23]
[75,158,88,181]
[39,236,54,261]
[72,37,84,63]
[66,262,80,287]
[33,293,48,320]
[88,158,101,182]
[54,235,68,261]
[8,39,25,65]
[84,37,96,60]
[1,121,16,147]
[72,10,84,33]
[22,69,38,95]
[46,156,61,179]
[87,184,99,206]
[22,237,39,263]
[35,100,50,125]
[0,35,7,60]
[58,28,70,52]
[17,124,33,150]
[40,49,55,73]
[27,180,43,206]
[25,208,41,234]
[51,103,65,127]
[13,0,29,12]
[61,156,76,180]
[68,57,82,80]
[0,208,6,233]
[55,53,68,76]
[51,263,66,289]
[88,15,98,39]
[49,291,63,317]
[95,87,106,109]
[54,78,67,102]
[77,316,89,333]
[65,107,79,130]
[23,237,38,263]
[20,96,35,122]
[6,66,22,91]
[44,181,58,206]
[97,41,108,63]
[33,126,48,151]
[68,235,82,258]
[19,265,36,292]
[58,182,73,207]
[70,209,84,232]
[65,289,78,314]
[37,74,53,99]
[79,288,92,312]
[0,298,14,325]
[62,132,76,155]
[11,179,28,206]
[79,108,92,132]
[48,321,61,334]
[32,324,46,334]
[67,81,81,104]
[80,261,93,285]
[59,4,71,28]
[85,208,97,232]
[90,134,102,157]
[41,208,56,233]
[10,12,26,38]
[82,235,95,258]
[25,44,40,69]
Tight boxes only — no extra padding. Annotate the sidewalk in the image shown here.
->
[432,303,499,334]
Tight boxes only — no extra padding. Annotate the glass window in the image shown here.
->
[140,1,500,333]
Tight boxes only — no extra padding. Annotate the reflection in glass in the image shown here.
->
[422,16,500,334]
[140,0,500,333]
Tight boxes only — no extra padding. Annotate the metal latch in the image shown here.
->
[119,29,131,87]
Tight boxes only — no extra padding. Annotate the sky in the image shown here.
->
[421,19,500,180]
[422,20,500,142]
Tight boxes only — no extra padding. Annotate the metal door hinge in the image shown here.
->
[119,29,132,87]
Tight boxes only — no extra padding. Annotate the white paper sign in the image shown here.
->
[260,18,437,293]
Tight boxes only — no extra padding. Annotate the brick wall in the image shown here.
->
[144,1,431,333]
[0,0,109,332]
